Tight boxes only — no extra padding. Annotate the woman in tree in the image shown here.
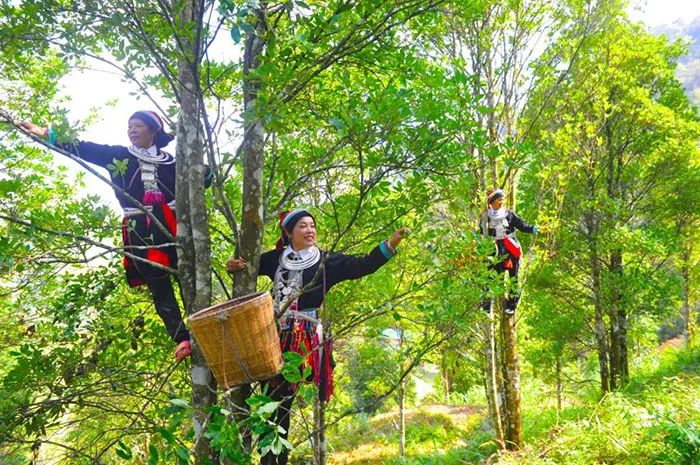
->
[479,188,538,315]
[226,208,409,465]
[21,112,209,361]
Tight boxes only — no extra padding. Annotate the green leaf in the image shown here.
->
[176,447,190,462]
[329,118,346,129]
[230,24,241,43]
[116,440,132,460]
[159,427,175,444]
[148,445,159,465]
[170,398,190,409]
[282,351,304,366]
[257,400,280,416]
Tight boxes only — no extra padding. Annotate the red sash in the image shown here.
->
[503,236,522,259]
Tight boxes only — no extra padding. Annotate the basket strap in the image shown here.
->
[217,313,255,385]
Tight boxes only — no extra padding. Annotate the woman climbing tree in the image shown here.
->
[21,112,211,361]
[479,188,538,315]
[226,208,410,465]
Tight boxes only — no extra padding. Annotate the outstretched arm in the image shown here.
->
[21,121,49,138]
[510,212,537,233]
[327,227,410,284]
[226,249,279,280]
[21,120,125,168]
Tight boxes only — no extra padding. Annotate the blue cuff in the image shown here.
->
[379,240,396,260]
[532,226,539,233]
[46,128,57,145]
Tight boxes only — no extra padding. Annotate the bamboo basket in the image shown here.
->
[189,292,282,388]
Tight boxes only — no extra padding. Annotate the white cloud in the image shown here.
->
[629,0,700,27]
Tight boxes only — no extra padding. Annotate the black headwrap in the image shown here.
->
[487,188,505,205]
[276,209,315,250]
[130,111,175,149]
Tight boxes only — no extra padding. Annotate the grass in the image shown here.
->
[302,343,700,465]
[326,404,491,465]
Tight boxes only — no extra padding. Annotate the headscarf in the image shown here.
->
[487,188,505,205]
[276,209,315,250]
[130,111,174,148]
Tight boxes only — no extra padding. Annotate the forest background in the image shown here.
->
[0,0,699,464]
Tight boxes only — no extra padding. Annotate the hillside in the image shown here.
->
[318,344,700,465]
[654,15,700,106]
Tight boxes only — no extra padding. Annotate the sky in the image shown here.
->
[56,0,700,212]
[628,0,700,27]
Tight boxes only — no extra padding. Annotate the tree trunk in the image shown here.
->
[613,250,629,384]
[500,313,522,450]
[619,306,629,384]
[441,348,451,403]
[234,6,267,298]
[482,309,505,448]
[313,398,327,465]
[680,243,693,346]
[485,59,499,188]
[590,237,610,393]
[399,380,406,457]
[556,355,562,415]
[398,326,407,457]
[607,250,622,389]
[229,5,268,455]
[175,1,216,463]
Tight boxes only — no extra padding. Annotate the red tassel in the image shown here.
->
[311,332,321,387]
[146,248,171,268]
[276,210,291,251]
[322,339,334,400]
[121,217,129,242]
[143,191,165,206]
[279,319,335,400]
[160,203,177,234]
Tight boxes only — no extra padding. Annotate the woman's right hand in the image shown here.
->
[20,121,47,137]
[226,257,246,273]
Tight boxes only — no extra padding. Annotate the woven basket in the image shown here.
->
[189,292,282,388]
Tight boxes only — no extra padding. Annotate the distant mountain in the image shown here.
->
[653,15,700,108]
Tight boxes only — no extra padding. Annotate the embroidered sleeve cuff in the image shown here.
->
[46,128,57,145]
[379,240,396,260]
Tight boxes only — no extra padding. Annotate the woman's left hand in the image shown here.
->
[225,257,246,272]
[389,227,411,248]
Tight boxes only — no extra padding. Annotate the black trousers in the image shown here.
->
[259,377,296,465]
[146,277,189,343]
[481,256,521,312]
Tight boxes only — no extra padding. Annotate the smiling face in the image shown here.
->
[288,216,316,250]
[490,196,504,209]
[127,117,156,148]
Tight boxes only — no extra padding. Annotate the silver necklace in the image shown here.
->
[127,145,174,164]
[280,246,320,271]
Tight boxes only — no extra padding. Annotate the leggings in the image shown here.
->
[146,277,189,343]
[481,256,521,312]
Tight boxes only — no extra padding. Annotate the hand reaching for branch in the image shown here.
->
[20,121,46,137]
[389,227,411,249]
[226,257,246,273]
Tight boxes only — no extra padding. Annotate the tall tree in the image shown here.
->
[1,0,473,463]
[521,9,700,393]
